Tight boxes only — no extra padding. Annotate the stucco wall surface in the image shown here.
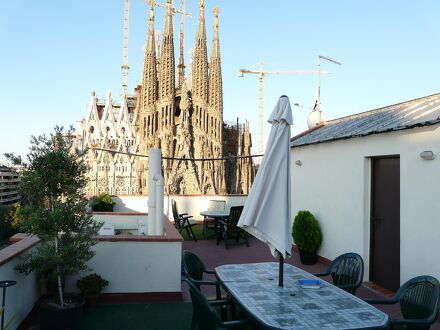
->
[290,125,440,284]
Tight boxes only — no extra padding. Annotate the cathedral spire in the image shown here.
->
[139,1,157,109]
[177,0,188,89]
[159,0,175,99]
[192,0,208,101]
[209,7,222,114]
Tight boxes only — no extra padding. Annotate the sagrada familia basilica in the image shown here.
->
[76,0,255,196]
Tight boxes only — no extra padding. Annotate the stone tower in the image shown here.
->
[78,0,255,196]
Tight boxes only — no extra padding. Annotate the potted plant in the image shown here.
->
[76,273,108,309]
[292,210,323,265]
[9,127,102,330]
[91,192,116,212]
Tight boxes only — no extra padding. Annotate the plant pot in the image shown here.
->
[84,294,100,309]
[38,294,85,330]
[298,249,318,265]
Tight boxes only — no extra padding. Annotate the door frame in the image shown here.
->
[369,155,400,289]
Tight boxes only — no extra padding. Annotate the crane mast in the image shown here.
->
[238,64,329,156]
[121,0,131,95]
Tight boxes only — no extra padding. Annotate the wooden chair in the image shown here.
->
[171,199,197,242]
[203,200,226,235]
[216,206,249,249]
[314,252,364,295]
[365,275,439,329]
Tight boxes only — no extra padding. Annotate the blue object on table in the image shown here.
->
[298,278,322,288]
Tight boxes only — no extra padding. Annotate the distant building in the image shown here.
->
[291,92,440,292]
[0,166,20,205]
[76,0,254,196]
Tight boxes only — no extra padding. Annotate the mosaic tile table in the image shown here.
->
[216,262,389,330]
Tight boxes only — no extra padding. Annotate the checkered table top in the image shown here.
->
[215,262,389,330]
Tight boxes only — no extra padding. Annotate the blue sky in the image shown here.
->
[1,1,440,163]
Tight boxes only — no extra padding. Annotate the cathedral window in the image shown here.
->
[90,126,94,134]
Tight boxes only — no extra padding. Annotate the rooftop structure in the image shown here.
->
[292,92,440,147]
[0,166,20,205]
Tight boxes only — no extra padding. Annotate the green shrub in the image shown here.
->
[91,193,116,212]
[292,210,323,252]
[77,273,109,295]
[0,204,20,243]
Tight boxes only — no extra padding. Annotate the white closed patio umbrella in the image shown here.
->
[238,95,293,287]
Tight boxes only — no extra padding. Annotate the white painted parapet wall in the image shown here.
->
[112,195,248,221]
[0,235,40,330]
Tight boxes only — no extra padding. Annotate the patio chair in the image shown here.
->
[314,252,364,295]
[182,250,223,300]
[186,279,249,330]
[171,199,197,242]
[365,275,440,330]
[182,251,235,328]
[216,206,249,249]
[203,200,226,235]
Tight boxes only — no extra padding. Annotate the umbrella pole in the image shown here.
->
[278,251,284,287]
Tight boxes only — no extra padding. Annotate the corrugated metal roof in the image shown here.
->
[291,93,440,147]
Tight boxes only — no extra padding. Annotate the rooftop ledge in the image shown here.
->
[0,214,182,266]
[96,216,182,242]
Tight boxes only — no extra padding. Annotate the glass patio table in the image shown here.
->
[215,262,389,330]
[200,210,230,238]
[199,210,230,219]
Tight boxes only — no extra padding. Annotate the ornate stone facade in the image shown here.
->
[77,0,254,196]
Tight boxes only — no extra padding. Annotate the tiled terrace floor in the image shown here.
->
[183,236,440,329]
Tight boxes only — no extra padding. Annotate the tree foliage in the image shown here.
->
[0,204,20,243]
[13,126,101,306]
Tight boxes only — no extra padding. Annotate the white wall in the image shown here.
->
[0,247,39,330]
[93,213,146,230]
[112,195,247,221]
[291,125,440,284]
[66,241,181,293]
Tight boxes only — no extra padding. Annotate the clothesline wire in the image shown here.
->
[90,147,263,161]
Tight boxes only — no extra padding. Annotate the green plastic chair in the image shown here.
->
[314,252,364,295]
[183,251,239,329]
[365,275,440,330]
[171,199,197,241]
[182,250,222,300]
[216,206,249,249]
[186,279,249,330]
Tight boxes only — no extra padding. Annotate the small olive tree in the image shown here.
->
[10,126,101,307]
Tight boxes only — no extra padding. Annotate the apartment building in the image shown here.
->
[0,166,20,205]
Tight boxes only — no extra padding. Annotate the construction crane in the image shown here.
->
[238,63,329,156]
[121,0,131,95]
[152,0,191,18]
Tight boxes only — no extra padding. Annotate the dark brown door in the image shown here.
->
[370,157,400,291]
